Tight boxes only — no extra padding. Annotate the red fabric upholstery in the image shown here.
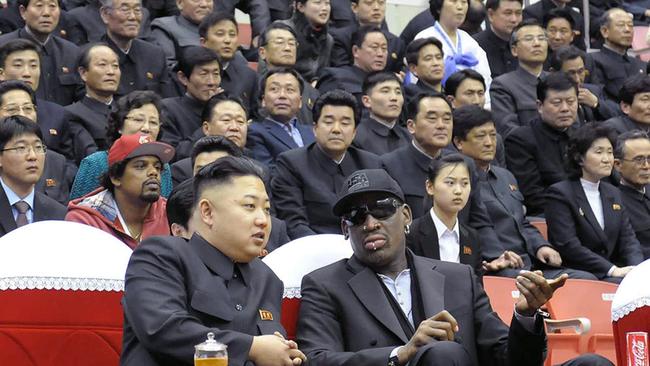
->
[281,298,301,341]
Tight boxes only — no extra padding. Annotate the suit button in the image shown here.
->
[370,339,377,346]
[235,304,243,311]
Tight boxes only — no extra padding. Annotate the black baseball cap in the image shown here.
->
[332,169,405,216]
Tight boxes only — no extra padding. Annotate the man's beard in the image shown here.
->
[140,180,161,203]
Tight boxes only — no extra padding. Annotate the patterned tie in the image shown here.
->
[13,201,29,227]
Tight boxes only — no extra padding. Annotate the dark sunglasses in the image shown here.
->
[342,198,402,226]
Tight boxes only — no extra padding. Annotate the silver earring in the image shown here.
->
[404,224,410,235]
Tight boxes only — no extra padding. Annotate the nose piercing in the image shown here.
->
[363,223,381,231]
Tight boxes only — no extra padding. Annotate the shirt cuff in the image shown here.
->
[607,265,616,277]
[390,346,403,359]
[513,308,537,333]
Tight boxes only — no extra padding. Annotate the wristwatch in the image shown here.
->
[388,355,400,366]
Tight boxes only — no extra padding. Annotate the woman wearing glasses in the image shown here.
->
[69,91,173,200]
[545,123,644,283]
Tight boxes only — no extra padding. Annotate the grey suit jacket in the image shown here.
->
[0,186,67,237]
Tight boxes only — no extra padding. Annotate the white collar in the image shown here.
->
[429,208,459,241]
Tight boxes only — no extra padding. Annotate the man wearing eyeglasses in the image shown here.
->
[615,130,650,259]
[0,115,66,237]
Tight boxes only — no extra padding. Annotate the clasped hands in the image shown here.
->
[250,331,306,366]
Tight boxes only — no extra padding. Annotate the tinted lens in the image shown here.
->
[343,199,399,225]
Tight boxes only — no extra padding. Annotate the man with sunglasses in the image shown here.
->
[297,168,582,366]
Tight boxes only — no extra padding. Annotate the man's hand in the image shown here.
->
[397,311,458,365]
[250,334,307,366]
[578,87,598,109]
[482,250,524,272]
[612,266,635,278]
[536,246,562,267]
[515,270,568,316]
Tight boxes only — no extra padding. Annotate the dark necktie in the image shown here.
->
[14,201,29,227]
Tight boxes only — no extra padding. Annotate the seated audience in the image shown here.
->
[523,0,585,50]
[546,123,644,282]
[212,0,270,41]
[404,37,445,103]
[614,130,650,258]
[271,90,381,239]
[120,156,306,366]
[66,133,174,249]
[473,0,521,78]
[543,8,580,64]
[67,0,153,45]
[353,72,410,155]
[0,116,66,237]
[505,71,578,216]
[605,74,650,135]
[70,91,173,200]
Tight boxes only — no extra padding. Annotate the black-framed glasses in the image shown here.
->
[342,198,401,226]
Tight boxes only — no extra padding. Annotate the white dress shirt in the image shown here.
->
[580,178,604,229]
[430,208,461,263]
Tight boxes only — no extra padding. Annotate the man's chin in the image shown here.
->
[140,192,161,203]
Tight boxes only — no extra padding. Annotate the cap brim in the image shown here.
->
[332,189,404,217]
[125,142,175,164]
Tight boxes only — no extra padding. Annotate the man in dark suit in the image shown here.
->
[491,19,548,137]
[246,68,315,170]
[271,90,381,239]
[0,0,82,106]
[403,37,444,105]
[588,8,646,104]
[473,0,521,78]
[0,115,66,237]
[614,130,650,258]
[523,0,585,50]
[604,74,650,135]
[120,156,306,366]
[100,0,172,98]
[297,168,569,366]
[353,72,410,156]
[505,71,578,217]
[212,0,270,41]
[67,0,153,45]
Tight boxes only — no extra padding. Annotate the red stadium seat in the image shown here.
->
[529,220,548,241]
[238,23,252,47]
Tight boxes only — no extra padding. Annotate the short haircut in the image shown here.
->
[198,11,238,39]
[566,123,616,179]
[166,178,194,229]
[405,37,444,66]
[543,7,576,28]
[362,71,402,96]
[510,18,543,48]
[190,135,243,169]
[312,90,360,126]
[0,38,40,69]
[537,71,577,103]
[0,80,36,106]
[485,0,522,11]
[614,130,650,159]
[444,69,485,97]
[0,115,43,151]
[620,74,650,105]
[177,46,220,76]
[106,90,163,146]
[351,25,385,48]
[77,42,114,70]
[17,0,61,10]
[259,22,297,47]
[599,7,629,30]
[452,105,493,141]
[260,67,305,96]
[193,156,265,207]
[548,45,584,71]
[426,153,468,182]
[406,92,451,121]
[201,93,248,123]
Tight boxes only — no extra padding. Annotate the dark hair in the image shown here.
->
[405,37,444,66]
[452,105,493,141]
[0,80,36,106]
[100,159,128,193]
[406,92,451,121]
[77,42,115,70]
[201,93,248,123]
[106,90,163,146]
[177,46,220,77]
[351,25,385,48]
[566,123,616,179]
[193,156,265,207]
[485,0,522,11]
[510,18,543,48]
[259,22,297,48]
[0,115,43,150]
[548,45,584,71]
[362,71,402,96]
[0,38,40,69]
[614,130,650,159]
[543,7,575,28]
[430,0,468,21]
[198,11,238,39]
[166,178,194,230]
[260,67,305,97]
[537,71,577,102]
[312,90,360,126]
[444,69,485,97]
[620,74,650,105]
[426,153,469,182]
[190,135,243,169]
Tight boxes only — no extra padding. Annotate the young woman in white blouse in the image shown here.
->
[545,123,644,283]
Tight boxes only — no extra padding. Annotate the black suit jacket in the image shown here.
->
[221,54,257,111]
[212,0,270,37]
[588,47,647,103]
[246,118,315,171]
[37,149,77,205]
[0,186,67,237]
[37,99,78,163]
[121,234,285,366]
[522,0,586,50]
[160,95,205,161]
[297,253,546,366]
[407,213,483,273]
[65,96,111,152]
[545,179,644,279]
[604,115,650,135]
[473,27,518,78]
[351,117,411,156]
[618,184,650,259]
[316,65,367,106]
[329,23,405,73]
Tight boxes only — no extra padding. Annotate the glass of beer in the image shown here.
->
[195,332,228,366]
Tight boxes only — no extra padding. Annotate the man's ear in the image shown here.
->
[340,219,350,239]
[99,6,111,26]
[536,99,543,115]
[425,179,435,197]
[361,94,372,109]
[0,68,5,82]
[453,136,463,151]
[620,101,631,116]
[78,67,88,83]
[201,121,210,135]
[406,118,416,135]
[18,5,27,22]
[177,70,189,88]
[198,198,214,227]
[401,203,412,226]
[352,45,360,61]
[258,46,267,61]
[613,158,622,171]
[408,63,419,78]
